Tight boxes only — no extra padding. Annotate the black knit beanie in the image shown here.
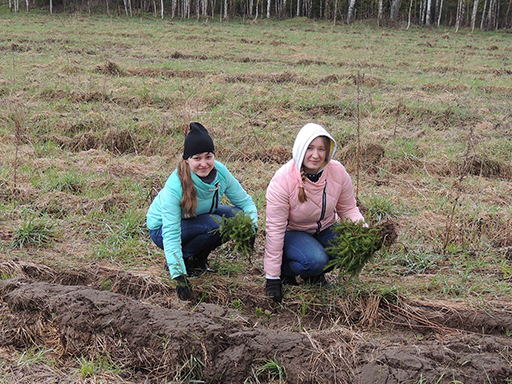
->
[182,122,215,159]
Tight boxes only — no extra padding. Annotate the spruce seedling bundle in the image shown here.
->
[326,220,395,280]
[213,211,255,262]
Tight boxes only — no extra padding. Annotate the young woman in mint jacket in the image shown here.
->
[264,123,365,302]
[147,122,258,300]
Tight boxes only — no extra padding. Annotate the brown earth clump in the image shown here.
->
[377,219,399,246]
[94,60,124,76]
[254,145,290,163]
[338,142,385,172]
[1,275,512,383]
[34,191,93,217]
[0,279,350,383]
[463,155,510,179]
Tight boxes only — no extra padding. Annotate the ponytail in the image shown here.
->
[298,168,308,203]
[178,159,197,218]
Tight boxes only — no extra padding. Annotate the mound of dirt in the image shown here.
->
[355,335,512,384]
[2,277,512,383]
[1,261,512,383]
[94,60,124,76]
[0,279,349,383]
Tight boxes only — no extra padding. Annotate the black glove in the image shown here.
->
[175,275,193,301]
[249,234,256,249]
[250,227,258,249]
[266,278,282,303]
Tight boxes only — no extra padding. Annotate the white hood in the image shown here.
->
[292,123,337,173]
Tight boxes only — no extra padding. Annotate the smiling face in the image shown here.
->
[302,136,329,174]
[186,152,215,177]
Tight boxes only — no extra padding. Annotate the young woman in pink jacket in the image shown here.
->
[264,123,366,302]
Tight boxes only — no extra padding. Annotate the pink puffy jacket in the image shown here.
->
[264,123,364,278]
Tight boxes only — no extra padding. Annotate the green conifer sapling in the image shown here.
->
[325,220,396,280]
[212,211,255,263]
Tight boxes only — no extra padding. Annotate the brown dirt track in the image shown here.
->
[0,260,511,383]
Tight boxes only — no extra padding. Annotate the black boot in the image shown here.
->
[195,249,216,273]
[281,275,299,286]
[189,246,217,276]
[302,273,330,286]
[184,255,202,277]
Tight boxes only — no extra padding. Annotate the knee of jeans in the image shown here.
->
[308,263,325,275]
[308,255,329,275]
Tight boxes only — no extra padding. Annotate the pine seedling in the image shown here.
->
[326,220,396,280]
[212,211,255,262]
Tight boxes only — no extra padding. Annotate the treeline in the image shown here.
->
[6,0,512,30]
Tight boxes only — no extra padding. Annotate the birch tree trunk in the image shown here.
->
[455,0,465,31]
[390,0,401,19]
[407,0,413,28]
[50,0,53,13]
[487,0,496,29]
[437,0,443,25]
[25,0,29,12]
[224,0,227,19]
[378,0,383,22]
[426,0,432,25]
[266,0,270,17]
[347,0,356,23]
[123,0,129,16]
[480,0,487,28]
[487,0,494,28]
[296,0,300,16]
[471,0,479,30]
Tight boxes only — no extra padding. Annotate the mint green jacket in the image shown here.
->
[147,161,257,278]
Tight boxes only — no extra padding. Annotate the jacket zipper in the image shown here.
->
[315,181,327,235]
[209,182,220,213]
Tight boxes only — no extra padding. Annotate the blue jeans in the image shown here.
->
[281,224,338,277]
[149,205,240,259]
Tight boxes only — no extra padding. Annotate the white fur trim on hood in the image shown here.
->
[292,123,337,173]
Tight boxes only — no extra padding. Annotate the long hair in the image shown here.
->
[298,168,308,203]
[178,159,197,218]
[297,136,331,204]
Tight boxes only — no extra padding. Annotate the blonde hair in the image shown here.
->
[297,136,331,204]
[178,159,197,218]
[298,168,308,203]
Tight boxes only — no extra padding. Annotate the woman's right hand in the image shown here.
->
[175,275,193,300]
[265,278,282,303]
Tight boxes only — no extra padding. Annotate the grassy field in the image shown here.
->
[1,12,512,383]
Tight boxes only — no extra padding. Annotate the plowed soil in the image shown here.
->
[1,260,511,383]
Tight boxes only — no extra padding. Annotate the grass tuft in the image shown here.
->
[11,216,56,249]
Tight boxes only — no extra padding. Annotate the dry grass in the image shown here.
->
[1,14,512,383]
